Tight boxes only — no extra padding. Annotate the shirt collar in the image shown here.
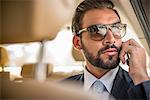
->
[84,66,119,93]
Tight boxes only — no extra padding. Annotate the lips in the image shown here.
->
[103,48,118,56]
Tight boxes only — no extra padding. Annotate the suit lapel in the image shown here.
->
[111,67,133,99]
[76,67,133,99]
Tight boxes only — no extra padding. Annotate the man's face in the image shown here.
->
[80,8,122,69]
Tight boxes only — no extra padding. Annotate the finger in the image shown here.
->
[119,42,128,64]
[126,53,130,66]
[119,41,133,64]
[128,39,141,47]
[120,46,133,64]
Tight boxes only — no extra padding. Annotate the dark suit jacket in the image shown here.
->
[65,67,150,100]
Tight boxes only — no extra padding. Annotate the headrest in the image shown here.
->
[72,47,84,61]
[0,46,9,66]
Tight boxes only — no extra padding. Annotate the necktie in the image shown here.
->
[91,80,116,100]
[92,80,105,94]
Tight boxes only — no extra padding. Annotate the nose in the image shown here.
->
[103,30,116,45]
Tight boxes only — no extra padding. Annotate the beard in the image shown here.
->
[81,41,121,69]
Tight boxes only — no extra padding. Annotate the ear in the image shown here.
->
[73,35,82,50]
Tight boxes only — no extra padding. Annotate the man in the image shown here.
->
[65,0,150,99]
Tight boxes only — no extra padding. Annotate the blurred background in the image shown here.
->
[0,0,150,82]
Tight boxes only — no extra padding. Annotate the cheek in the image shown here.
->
[87,44,100,55]
[82,35,103,55]
[115,39,122,47]
[90,44,104,56]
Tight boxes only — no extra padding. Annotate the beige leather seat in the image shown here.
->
[0,46,9,69]
[21,63,36,78]
[21,63,53,79]
[0,46,10,79]
[72,46,84,61]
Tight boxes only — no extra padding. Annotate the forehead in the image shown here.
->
[82,8,120,27]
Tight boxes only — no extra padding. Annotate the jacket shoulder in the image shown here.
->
[64,73,84,82]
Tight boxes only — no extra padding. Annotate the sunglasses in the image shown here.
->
[77,23,127,41]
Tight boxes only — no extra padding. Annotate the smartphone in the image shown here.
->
[126,53,130,66]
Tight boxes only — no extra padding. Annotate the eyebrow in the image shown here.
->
[111,21,121,25]
[101,21,121,26]
[88,21,121,27]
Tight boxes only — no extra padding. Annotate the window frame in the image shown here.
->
[130,0,150,49]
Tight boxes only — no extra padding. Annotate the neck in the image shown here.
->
[86,62,110,79]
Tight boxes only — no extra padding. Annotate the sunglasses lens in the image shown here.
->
[87,25,106,40]
[87,24,126,40]
[111,25,126,38]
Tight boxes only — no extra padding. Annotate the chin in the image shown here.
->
[101,56,120,69]
[103,55,117,62]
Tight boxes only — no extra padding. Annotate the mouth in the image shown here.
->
[103,48,118,56]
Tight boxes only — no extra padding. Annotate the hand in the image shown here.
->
[119,39,150,85]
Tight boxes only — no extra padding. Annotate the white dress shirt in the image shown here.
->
[84,66,119,100]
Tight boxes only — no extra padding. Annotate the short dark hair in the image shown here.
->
[72,0,121,35]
